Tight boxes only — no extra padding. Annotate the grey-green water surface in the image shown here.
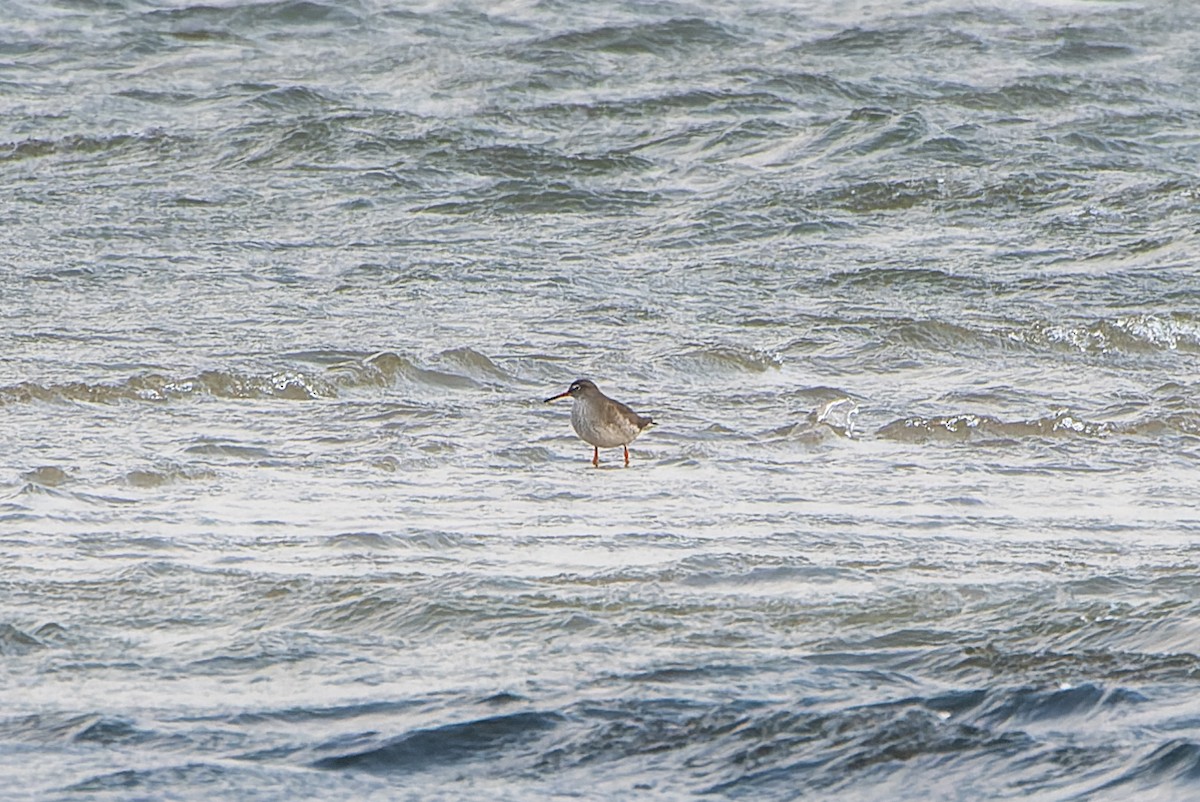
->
[3,0,1200,799]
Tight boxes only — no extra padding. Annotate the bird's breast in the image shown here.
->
[571,400,642,448]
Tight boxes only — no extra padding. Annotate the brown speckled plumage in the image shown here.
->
[544,379,655,466]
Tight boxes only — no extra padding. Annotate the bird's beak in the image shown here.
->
[544,390,571,403]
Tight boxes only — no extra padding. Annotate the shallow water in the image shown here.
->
[3,0,1200,799]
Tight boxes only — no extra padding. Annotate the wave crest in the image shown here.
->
[878,411,1126,443]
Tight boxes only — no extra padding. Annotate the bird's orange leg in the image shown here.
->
[592,446,599,467]
[623,445,630,466]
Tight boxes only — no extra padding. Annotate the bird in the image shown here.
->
[544,378,655,467]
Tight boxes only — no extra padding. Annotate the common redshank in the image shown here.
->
[544,379,655,467]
